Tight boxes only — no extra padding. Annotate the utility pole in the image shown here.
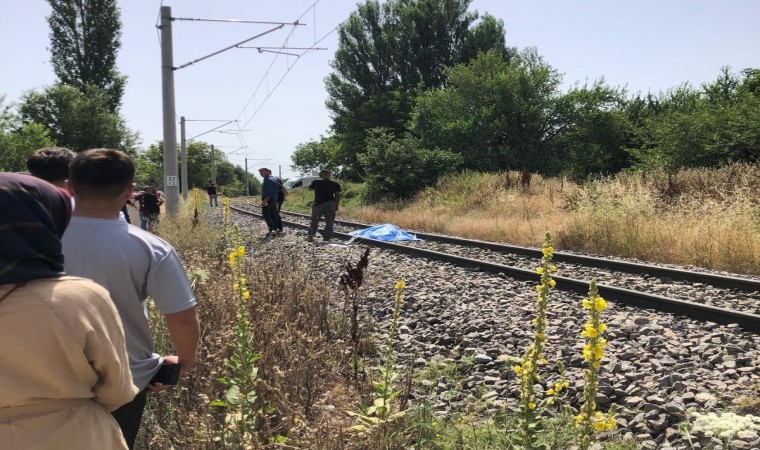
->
[160,6,179,216]
[211,145,216,184]
[245,158,249,196]
[180,116,188,200]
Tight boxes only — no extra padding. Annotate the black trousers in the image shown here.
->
[262,202,278,231]
[112,390,148,450]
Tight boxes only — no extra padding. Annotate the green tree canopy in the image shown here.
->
[18,83,136,153]
[135,141,261,196]
[325,0,509,178]
[0,123,55,173]
[359,128,463,200]
[47,0,125,111]
[290,135,341,176]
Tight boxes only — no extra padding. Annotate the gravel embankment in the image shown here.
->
[234,210,760,450]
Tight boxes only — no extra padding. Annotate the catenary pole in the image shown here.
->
[180,116,188,200]
[245,158,249,196]
[160,6,179,215]
[211,145,216,184]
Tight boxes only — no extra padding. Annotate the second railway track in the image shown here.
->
[231,204,760,333]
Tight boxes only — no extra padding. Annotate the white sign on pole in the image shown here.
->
[166,176,178,187]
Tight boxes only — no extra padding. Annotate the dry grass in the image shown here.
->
[345,164,760,275]
[135,202,366,449]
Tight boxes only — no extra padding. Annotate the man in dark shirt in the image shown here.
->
[307,169,341,242]
[206,182,218,207]
[259,168,280,237]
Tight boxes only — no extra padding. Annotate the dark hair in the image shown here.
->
[26,147,76,183]
[69,149,135,200]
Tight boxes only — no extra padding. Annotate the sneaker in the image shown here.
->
[305,236,314,242]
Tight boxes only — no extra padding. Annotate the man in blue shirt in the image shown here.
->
[258,168,280,237]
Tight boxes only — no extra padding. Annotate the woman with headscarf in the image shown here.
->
[0,173,137,449]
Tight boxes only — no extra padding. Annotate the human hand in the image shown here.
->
[146,355,184,392]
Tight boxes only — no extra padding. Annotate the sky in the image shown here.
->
[1,0,759,180]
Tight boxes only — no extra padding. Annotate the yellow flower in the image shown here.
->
[598,323,607,333]
[594,297,608,312]
[236,246,245,257]
[576,413,585,423]
[243,290,250,300]
[548,265,557,272]
[541,246,554,257]
[528,402,536,410]
[233,283,239,291]
[394,280,406,290]
[535,284,545,291]
[582,298,592,309]
[536,267,544,275]
[513,365,522,375]
[546,388,555,396]
[592,421,606,432]
[240,277,247,285]
[548,279,557,287]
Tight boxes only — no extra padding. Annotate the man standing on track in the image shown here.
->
[307,169,341,242]
[258,168,280,237]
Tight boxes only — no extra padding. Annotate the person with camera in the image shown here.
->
[61,149,200,449]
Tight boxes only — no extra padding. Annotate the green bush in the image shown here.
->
[359,128,463,201]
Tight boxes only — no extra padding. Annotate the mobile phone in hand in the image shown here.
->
[150,362,181,385]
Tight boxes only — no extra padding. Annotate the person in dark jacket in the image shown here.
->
[258,168,280,237]
[307,169,341,242]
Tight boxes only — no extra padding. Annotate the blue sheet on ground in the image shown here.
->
[348,224,422,241]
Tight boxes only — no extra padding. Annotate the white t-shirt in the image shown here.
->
[62,217,196,389]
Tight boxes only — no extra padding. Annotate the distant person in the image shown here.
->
[207,181,219,207]
[307,169,341,242]
[0,172,137,450]
[258,168,280,237]
[61,149,200,449]
[275,177,287,234]
[133,186,162,233]
[25,146,75,188]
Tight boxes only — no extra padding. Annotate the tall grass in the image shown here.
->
[337,163,760,275]
[138,201,359,449]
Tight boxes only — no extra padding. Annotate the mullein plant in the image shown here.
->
[512,232,559,448]
[576,281,616,450]
[222,196,232,255]
[347,280,408,438]
[192,188,202,227]
[210,228,261,447]
[339,247,371,381]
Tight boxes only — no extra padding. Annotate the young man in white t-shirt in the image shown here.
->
[61,149,200,449]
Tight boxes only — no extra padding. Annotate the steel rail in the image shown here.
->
[274,209,760,292]
[231,205,760,334]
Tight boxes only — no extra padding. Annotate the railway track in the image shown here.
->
[231,205,760,333]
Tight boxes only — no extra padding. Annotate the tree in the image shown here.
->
[411,50,564,173]
[0,123,55,173]
[47,0,125,112]
[0,94,16,131]
[18,83,135,153]
[359,128,463,200]
[290,135,340,176]
[325,0,509,178]
[135,141,260,196]
[631,68,760,171]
